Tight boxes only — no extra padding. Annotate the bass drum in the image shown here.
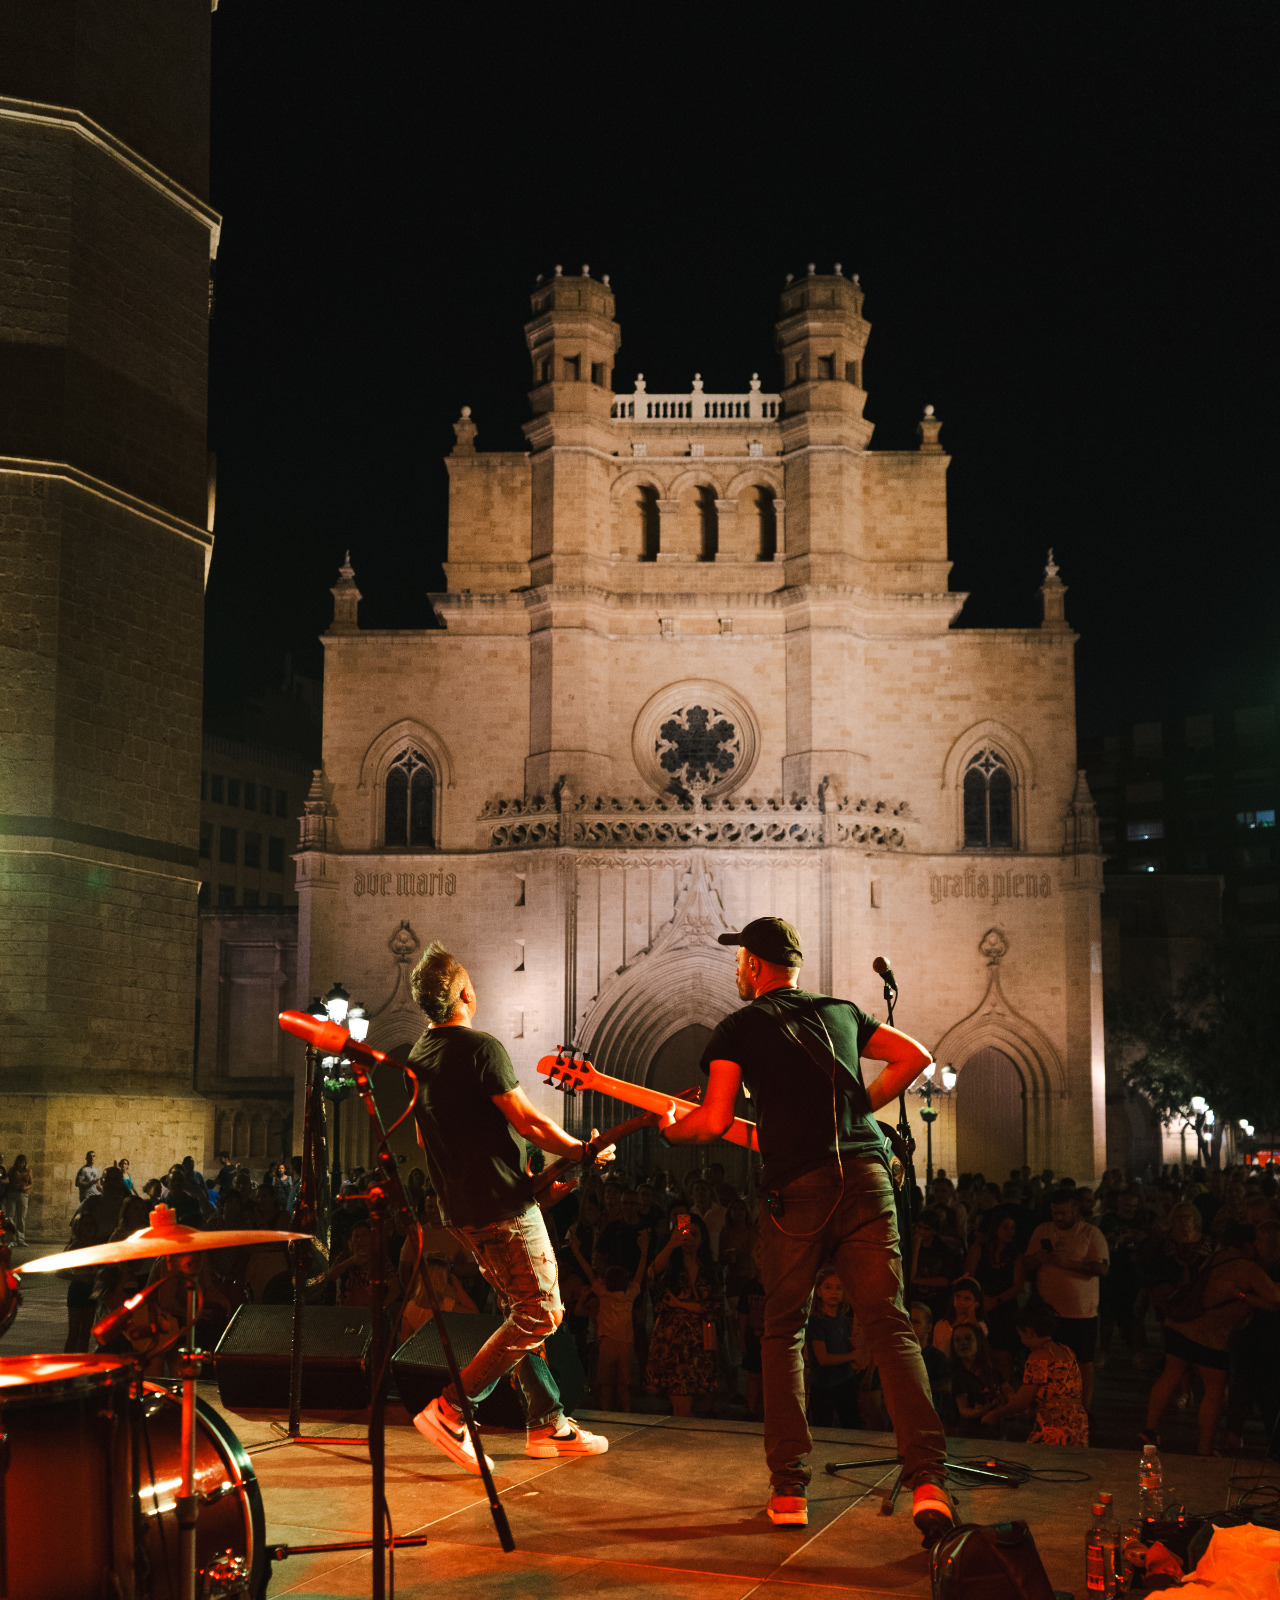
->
[136,1379,267,1599]
[0,1355,135,1600]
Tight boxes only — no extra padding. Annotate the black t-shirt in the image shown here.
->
[408,1026,534,1229]
[700,990,884,1190]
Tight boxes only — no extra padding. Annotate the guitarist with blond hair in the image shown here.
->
[407,942,613,1473]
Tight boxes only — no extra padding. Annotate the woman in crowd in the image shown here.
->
[965,1213,1025,1376]
[981,1300,1089,1446]
[1142,1221,1280,1455]
[116,1158,135,1194]
[3,1155,33,1245]
[645,1214,723,1417]
[1147,1201,1214,1324]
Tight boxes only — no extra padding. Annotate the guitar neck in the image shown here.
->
[540,1060,757,1151]
[530,1109,656,1197]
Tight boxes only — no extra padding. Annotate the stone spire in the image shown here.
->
[452,405,477,454]
[329,550,361,633]
[916,404,943,453]
[1040,548,1069,630]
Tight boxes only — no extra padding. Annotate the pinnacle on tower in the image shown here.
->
[329,551,362,633]
[452,405,477,454]
[1040,548,1069,630]
[917,404,944,452]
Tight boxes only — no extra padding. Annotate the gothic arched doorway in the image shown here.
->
[954,1047,1026,1183]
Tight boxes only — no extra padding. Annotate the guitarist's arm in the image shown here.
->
[660,1060,752,1147]
[861,1025,933,1111]
[492,1084,614,1163]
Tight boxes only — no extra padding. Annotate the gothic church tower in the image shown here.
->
[0,2,218,1224]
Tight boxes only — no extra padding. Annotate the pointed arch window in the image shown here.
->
[384,749,436,848]
[963,748,1015,848]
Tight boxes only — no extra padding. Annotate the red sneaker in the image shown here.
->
[767,1494,808,1526]
[912,1482,955,1547]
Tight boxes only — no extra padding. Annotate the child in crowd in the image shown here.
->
[949,1324,1008,1437]
[570,1226,650,1411]
[981,1300,1089,1446]
[909,1300,954,1425]
[806,1271,866,1428]
[932,1277,989,1358]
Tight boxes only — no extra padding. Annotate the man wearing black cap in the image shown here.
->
[662,916,953,1541]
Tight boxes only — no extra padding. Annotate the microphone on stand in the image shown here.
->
[871,956,897,991]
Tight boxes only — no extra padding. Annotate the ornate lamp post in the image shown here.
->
[314,984,369,1234]
[908,1061,957,1195]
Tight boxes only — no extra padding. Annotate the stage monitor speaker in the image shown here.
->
[215,1304,372,1411]
[392,1313,585,1428]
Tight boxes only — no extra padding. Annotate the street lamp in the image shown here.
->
[315,984,366,1224]
[908,1061,956,1194]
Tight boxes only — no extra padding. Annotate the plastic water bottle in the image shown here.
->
[1086,1503,1118,1596]
[1139,1444,1165,1524]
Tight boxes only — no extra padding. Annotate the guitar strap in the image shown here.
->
[756,995,899,1193]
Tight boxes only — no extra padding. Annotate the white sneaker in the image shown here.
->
[525,1418,609,1458]
[413,1396,494,1476]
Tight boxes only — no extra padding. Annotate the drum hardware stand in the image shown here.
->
[268,1050,513,1599]
[827,962,1017,1508]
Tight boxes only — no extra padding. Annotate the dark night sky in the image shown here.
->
[205,5,1279,742]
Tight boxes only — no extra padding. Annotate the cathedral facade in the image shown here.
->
[298,267,1104,1182]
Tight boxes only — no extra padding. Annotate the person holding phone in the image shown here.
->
[1023,1189,1110,1410]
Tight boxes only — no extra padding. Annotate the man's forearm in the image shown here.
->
[660,1104,725,1145]
[514,1114,585,1160]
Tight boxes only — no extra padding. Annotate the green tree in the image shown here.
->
[1106,928,1280,1139]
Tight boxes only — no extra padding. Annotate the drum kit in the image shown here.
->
[0,1009,513,1599]
[3,1208,309,1599]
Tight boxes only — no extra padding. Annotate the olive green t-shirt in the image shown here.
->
[700,990,886,1190]
[408,1026,534,1228]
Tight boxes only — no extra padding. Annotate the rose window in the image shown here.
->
[656,705,742,798]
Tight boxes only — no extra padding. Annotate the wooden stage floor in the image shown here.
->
[219,1401,1279,1599]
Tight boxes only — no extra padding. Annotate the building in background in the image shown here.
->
[192,736,309,1164]
[199,735,307,909]
[296,267,1106,1185]
[1082,703,1275,1172]
[0,2,217,1230]
[1081,706,1278,933]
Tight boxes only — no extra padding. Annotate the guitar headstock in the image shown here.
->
[535,1047,599,1096]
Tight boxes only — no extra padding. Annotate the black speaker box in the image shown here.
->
[215,1304,372,1411]
[392,1313,585,1428]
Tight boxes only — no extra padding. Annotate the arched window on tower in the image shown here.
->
[695,486,718,560]
[742,485,776,560]
[963,748,1015,848]
[384,749,436,848]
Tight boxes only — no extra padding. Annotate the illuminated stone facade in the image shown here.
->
[299,267,1106,1182]
[0,4,217,1230]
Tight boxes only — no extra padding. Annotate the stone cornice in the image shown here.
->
[0,96,221,256]
[0,458,215,580]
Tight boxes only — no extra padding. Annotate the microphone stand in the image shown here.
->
[267,1050,514,1598]
[825,966,1015,1512]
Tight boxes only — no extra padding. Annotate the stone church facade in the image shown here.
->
[298,267,1105,1183]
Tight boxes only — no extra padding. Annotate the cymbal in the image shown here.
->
[19,1205,309,1273]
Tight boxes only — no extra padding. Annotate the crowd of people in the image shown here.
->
[528,1156,1280,1458]
[22,1140,1280,1459]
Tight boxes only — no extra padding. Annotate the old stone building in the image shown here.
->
[0,3,219,1230]
[298,266,1105,1183]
